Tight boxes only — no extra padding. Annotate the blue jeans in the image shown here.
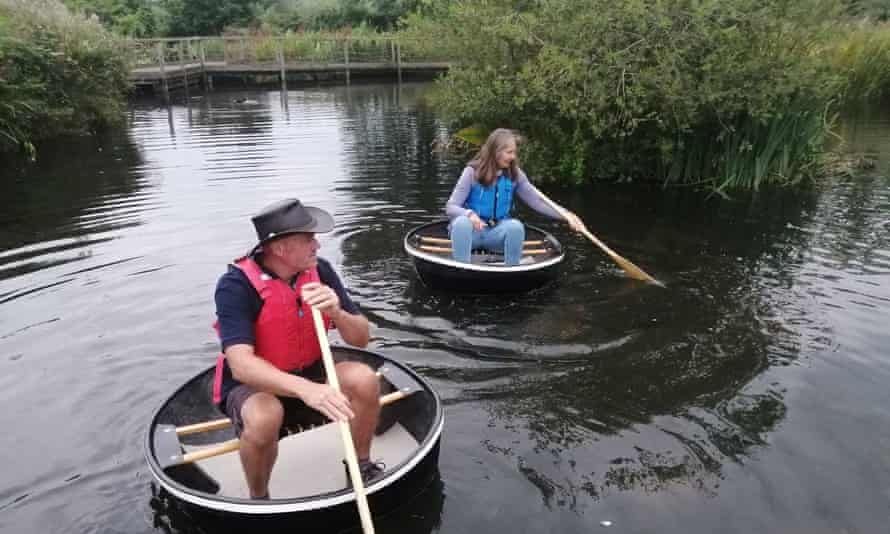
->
[449,216,526,266]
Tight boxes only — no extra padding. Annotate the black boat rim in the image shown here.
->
[144,347,444,515]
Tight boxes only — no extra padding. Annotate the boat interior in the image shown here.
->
[406,220,563,265]
[183,417,417,499]
[151,349,438,501]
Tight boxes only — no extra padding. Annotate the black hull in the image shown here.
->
[151,441,443,533]
[413,256,560,293]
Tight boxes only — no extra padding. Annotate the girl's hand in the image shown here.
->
[467,211,485,230]
[564,211,586,233]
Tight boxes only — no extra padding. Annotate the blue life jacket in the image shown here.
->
[463,172,515,224]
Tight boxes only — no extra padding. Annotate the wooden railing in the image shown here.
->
[124,35,451,102]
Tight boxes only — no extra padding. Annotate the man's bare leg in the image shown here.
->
[335,361,381,459]
[238,392,284,498]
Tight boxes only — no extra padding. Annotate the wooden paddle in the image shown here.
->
[531,184,661,285]
[311,307,376,534]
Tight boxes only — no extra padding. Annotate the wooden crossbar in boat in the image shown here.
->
[418,245,549,255]
[419,236,545,246]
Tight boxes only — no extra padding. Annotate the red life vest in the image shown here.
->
[212,256,332,404]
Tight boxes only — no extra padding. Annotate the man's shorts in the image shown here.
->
[221,359,331,438]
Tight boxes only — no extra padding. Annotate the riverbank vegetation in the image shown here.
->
[0,0,130,158]
[402,0,887,191]
[5,0,890,190]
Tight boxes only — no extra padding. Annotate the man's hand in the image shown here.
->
[297,380,354,422]
[467,211,485,230]
[301,282,341,318]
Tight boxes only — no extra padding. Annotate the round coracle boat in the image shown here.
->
[145,346,443,525]
[404,220,565,293]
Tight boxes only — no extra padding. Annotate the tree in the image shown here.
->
[62,0,166,36]
[260,0,423,32]
[163,0,256,35]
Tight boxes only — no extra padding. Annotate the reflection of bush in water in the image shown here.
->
[478,384,787,506]
[1,131,147,275]
[467,306,791,505]
[596,393,786,497]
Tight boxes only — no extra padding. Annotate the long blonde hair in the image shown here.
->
[468,128,520,185]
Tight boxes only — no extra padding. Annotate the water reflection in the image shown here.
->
[0,132,151,282]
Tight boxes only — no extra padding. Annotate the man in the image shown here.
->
[213,198,381,500]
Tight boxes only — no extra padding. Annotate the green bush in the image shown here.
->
[403,0,846,190]
[0,0,130,157]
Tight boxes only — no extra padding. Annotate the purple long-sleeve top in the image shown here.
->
[445,166,564,221]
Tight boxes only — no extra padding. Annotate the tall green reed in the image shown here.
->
[662,104,834,193]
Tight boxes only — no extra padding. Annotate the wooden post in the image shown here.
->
[240,37,247,63]
[157,41,170,105]
[179,40,190,102]
[396,41,402,85]
[278,39,287,92]
[198,39,209,92]
[344,38,351,85]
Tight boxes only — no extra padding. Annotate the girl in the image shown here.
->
[445,128,584,266]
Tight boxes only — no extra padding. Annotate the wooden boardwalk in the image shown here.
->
[126,36,451,99]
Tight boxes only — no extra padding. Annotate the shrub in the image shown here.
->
[0,0,130,157]
[403,0,845,190]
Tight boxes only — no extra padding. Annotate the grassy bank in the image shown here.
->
[0,0,130,158]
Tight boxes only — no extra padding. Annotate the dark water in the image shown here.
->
[1,84,889,534]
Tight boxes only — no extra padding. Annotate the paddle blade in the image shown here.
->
[611,253,662,285]
[580,228,663,286]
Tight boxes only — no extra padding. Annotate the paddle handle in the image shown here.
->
[311,308,376,534]
[530,185,619,257]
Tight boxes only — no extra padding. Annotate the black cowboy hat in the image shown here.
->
[251,198,334,248]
